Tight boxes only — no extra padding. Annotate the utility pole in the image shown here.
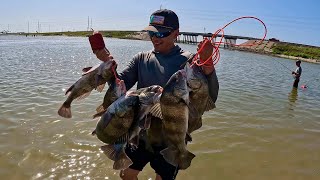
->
[160,4,162,10]
[28,21,29,33]
[87,16,89,31]
[90,17,92,30]
[38,20,40,33]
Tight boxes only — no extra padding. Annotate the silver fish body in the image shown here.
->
[58,60,116,118]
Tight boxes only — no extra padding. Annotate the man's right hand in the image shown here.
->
[94,48,113,62]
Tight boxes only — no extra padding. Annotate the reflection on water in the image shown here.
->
[288,87,298,110]
[0,36,320,180]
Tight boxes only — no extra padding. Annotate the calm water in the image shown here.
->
[0,35,319,180]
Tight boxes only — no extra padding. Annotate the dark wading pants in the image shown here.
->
[293,79,300,88]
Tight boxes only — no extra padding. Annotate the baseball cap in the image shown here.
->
[144,9,179,32]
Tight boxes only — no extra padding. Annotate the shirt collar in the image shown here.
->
[152,45,181,56]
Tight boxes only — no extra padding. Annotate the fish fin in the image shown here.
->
[188,117,202,133]
[136,103,152,129]
[91,129,96,136]
[129,135,140,148]
[57,103,72,118]
[145,116,152,129]
[114,133,130,145]
[160,147,178,167]
[94,74,106,92]
[139,115,152,129]
[65,84,75,95]
[83,64,100,75]
[96,83,106,92]
[205,98,216,111]
[100,144,122,161]
[82,66,92,73]
[113,149,133,170]
[96,104,105,113]
[186,133,192,143]
[179,151,196,170]
[127,124,141,149]
[92,110,106,119]
[160,147,195,170]
[149,103,163,119]
[75,91,91,100]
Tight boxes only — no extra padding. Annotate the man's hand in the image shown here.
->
[198,38,214,65]
[197,38,215,75]
[94,48,113,62]
[89,31,113,62]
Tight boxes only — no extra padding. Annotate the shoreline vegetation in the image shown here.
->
[4,31,320,64]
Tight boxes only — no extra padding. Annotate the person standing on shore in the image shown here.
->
[292,60,302,88]
[93,9,219,180]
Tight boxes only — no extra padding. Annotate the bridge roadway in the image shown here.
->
[177,32,263,46]
[179,32,261,41]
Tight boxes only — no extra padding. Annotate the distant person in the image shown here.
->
[292,60,302,88]
[94,9,219,180]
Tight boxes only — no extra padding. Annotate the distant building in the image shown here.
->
[269,38,280,42]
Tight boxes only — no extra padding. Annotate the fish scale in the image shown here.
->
[158,69,196,170]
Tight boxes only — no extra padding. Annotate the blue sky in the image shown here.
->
[1,0,319,46]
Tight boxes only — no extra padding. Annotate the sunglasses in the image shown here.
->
[148,31,172,38]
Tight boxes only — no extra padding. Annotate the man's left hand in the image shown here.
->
[198,38,214,66]
[198,38,215,75]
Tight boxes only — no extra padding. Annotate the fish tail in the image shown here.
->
[160,147,178,167]
[113,150,133,170]
[57,102,72,118]
[179,150,196,170]
[100,144,133,170]
[160,147,195,170]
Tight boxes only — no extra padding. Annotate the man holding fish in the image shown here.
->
[92,9,219,180]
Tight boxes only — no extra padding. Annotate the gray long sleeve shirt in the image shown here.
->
[118,45,219,147]
[119,45,219,103]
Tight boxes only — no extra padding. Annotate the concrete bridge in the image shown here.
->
[177,32,262,48]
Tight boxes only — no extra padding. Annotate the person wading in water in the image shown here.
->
[292,60,302,88]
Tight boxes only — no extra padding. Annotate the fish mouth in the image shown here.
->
[152,86,163,93]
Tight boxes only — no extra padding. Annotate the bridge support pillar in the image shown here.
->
[224,38,237,48]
